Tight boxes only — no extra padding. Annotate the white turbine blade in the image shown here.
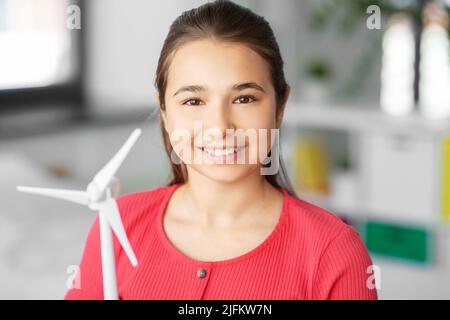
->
[93,128,142,192]
[16,186,89,205]
[100,198,138,267]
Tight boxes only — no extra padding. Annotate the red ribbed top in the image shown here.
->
[64,183,378,300]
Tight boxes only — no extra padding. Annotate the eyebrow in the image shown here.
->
[172,82,265,97]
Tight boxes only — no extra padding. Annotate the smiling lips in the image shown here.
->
[195,145,246,160]
[201,145,244,156]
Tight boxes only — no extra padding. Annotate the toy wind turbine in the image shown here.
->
[17,128,143,300]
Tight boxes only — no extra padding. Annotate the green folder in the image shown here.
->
[364,220,432,264]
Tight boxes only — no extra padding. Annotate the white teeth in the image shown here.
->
[203,147,242,156]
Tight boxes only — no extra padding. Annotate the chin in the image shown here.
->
[189,163,259,184]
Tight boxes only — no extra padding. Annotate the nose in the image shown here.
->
[204,101,236,142]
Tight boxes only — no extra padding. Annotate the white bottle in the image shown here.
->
[419,2,450,119]
[380,14,416,117]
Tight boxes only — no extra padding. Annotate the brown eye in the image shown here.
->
[234,95,256,104]
[183,98,203,106]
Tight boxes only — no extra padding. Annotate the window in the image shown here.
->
[0,0,83,108]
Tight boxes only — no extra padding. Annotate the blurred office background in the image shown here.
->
[1,0,450,299]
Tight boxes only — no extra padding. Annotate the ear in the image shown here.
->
[276,84,290,129]
[155,91,168,133]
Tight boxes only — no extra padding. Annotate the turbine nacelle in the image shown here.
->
[87,177,120,210]
[87,181,104,204]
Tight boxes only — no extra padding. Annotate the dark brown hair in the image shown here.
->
[155,0,297,197]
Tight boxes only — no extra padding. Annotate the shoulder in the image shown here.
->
[284,193,376,299]
[284,192,364,257]
[286,193,355,240]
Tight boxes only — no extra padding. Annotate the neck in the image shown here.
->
[181,169,276,228]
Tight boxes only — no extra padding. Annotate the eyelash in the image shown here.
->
[182,95,257,106]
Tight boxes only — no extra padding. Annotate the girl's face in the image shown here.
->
[159,39,287,183]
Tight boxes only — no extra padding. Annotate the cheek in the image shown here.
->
[166,118,196,162]
[245,128,272,165]
[243,110,277,161]
[237,104,275,126]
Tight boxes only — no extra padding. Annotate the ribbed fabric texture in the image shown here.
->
[64,183,378,300]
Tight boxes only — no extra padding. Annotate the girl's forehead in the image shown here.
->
[166,39,272,88]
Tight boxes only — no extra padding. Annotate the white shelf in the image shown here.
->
[284,102,448,229]
[283,102,450,136]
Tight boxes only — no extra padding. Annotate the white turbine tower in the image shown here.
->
[17,128,143,300]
